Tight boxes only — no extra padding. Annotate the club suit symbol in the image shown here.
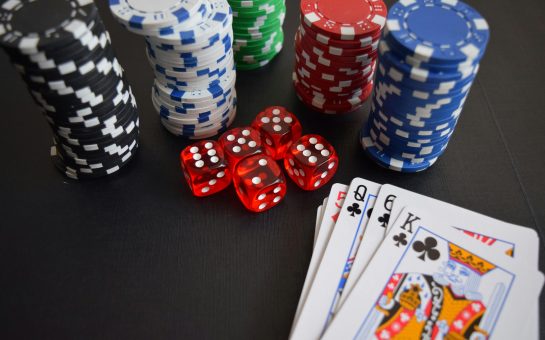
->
[412,237,440,261]
[393,233,407,247]
[378,213,390,228]
[347,203,362,217]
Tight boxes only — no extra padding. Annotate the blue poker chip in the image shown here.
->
[382,33,480,73]
[360,124,441,173]
[378,40,479,84]
[385,0,489,65]
[377,56,478,92]
[372,87,467,126]
[373,79,471,113]
[368,127,450,163]
[360,1,489,172]
[368,117,454,150]
[371,107,459,138]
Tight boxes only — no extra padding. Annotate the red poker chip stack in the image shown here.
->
[293,0,387,114]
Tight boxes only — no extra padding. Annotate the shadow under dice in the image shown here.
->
[284,134,338,190]
[219,126,265,170]
[180,140,231,197]
[251,106,302,160]
[233,154,287,212]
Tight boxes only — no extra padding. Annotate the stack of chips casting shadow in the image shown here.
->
[360,0,489,172]
[293,0,387,114]
[0,0,139,180]
[229,0,286,70]
[109,0,237,139]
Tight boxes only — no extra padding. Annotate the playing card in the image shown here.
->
[315,205,323,248]
[314,197,328,247]
[290,178,381,340]
[339,184,541,337]
[337,189,396,308]
[323,208,544,340]
[386,185,539,266]
[383,185,541,339]
[291,184,348,332]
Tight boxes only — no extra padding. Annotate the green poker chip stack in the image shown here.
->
[229,0,286,70]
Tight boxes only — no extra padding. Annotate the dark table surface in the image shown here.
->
[1,0,544,339]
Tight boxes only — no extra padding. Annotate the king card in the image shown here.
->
[324,208,544,340]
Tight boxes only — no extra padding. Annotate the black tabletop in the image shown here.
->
[1,0,544,339]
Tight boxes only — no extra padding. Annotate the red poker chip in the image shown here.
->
[295,72,373,98]
[298,25,379,57]
[297,30,379,63]
[295,37,378,70]
[295,59,375,84]
[299,30,378,58]
[294,84,372,114]
[294,71,361,100]
[299,21,382,50]
[293,72,374,113]
[295,52,376,76]
[294,65,374,92]
[299,0,387,40]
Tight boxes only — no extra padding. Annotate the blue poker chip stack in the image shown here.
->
[109,0,237,139]
[360,0,489,172]
[0,0,139,180]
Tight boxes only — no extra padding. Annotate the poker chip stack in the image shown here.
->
[109,0,237,139]
[0,0,139,180]
[360,0,489,172]
[229,0,286,70]
[293,0,387,114]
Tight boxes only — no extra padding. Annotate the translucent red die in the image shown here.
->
[251,106,303,160]
[180,140,231,197]
[219,126,266,170]
[233,154,287,212]
[284,134,338,190]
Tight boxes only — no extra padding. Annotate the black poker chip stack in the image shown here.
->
[0,0,139,180]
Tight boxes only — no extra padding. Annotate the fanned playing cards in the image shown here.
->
[289,180,543,340]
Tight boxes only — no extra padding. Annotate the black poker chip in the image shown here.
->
[0,0,139,180]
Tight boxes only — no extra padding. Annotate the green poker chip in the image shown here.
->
[229,0,283,11]
[232,13,285,34]
[234,29,284,54]
[235,40,283,64]
[228,0,285,70]
[232,1,285,18]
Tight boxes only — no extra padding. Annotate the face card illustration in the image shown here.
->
[290,178,381,340]
[291,183,348,333]
[338,189,397,308]
[322,209,543,340]
[382,185,542,339]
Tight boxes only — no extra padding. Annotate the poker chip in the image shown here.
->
[109,0,237,138]
[293,0,387,114]
[361,0,489,172]
[0,0,139,180]
[229,0,286,70]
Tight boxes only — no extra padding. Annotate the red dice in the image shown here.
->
[219,127,266,170]
[233,154,287,212]
[251,106,302,160]
[284,134,338,190]
[180,140,231,197]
